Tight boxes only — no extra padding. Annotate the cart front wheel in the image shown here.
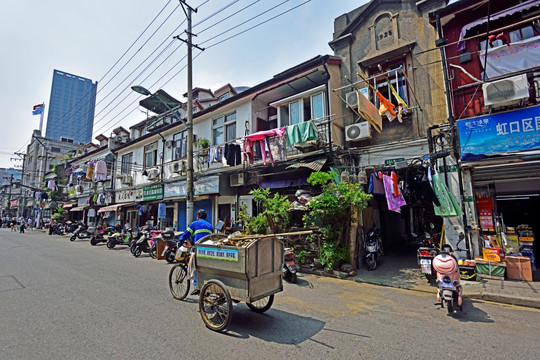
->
[199,280,232,332]
[246,295,274,313]
[168,264,190,300]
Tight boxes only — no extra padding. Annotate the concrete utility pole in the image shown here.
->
[175,0,204,225]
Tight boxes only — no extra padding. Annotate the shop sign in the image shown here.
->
[10,199,18,207]
[438,165,457,173]
[384,158,405,165]
[197,247,238,262]
[164,176,219,199]
[475,197,494,211]
[194,176,219,195]
[458,105,540,160]
[115,189,143,203]
[143,184,163,201]
[78,197,89,207]
[164,181,186,199]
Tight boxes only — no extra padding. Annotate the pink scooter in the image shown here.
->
[432,244,463,314]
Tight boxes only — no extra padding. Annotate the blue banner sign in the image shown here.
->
[197,247,238,262]
[458,105,540,161]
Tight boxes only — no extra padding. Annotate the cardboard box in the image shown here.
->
[476,259,506,280]
[483,247,502,261]
[505,256,533,282]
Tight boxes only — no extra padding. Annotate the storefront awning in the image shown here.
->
[70,206,86,212]
[62,202,77,209]
[97,202,137,214]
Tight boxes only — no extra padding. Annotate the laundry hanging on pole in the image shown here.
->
[376,91,397,122]
[389,83,408,123]
[356,90,382,133]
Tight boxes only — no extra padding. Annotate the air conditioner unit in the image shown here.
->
[345,122,371,141]
[165,140,174,148]
[172,161,186,173]
[482,74,529,109]
[147,168,160,180]
[121,174,133,185]
[230,173,244,187]
[345,91,358,108]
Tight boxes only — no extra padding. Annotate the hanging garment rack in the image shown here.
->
[332,66,404,92]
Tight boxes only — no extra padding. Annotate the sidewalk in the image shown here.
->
[300,249,540,309]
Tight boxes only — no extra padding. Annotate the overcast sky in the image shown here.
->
[0,0,369,169]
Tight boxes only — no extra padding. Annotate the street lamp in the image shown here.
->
[131,85,152,96]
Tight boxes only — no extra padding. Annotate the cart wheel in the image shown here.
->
[168,264,190,300]
[199,280,232,332]
[246,295,274,313]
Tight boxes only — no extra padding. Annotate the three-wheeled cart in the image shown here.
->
[194,234,284,331]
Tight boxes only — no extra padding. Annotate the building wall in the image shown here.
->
[45,69,97,144]
[331,0,447,146]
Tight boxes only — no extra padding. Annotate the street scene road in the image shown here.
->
[1,229,539,359]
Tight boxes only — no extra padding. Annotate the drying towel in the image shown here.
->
[285,121,318,147]
[356,90,383,133]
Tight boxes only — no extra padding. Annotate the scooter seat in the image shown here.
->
[162,230,176,239]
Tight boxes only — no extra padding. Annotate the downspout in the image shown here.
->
[321,59,333,159]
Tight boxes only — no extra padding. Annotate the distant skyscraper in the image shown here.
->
[45,69,97,144]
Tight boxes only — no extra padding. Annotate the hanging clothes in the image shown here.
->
[243,140,255,164]
[86,164,94,180]
[285,121,318,147]
[47,180,58,191]
[368,172,385,196]
[430,168,462,217]
[94,160,108,181]
[356,90,383,133]
[383,173,407,213]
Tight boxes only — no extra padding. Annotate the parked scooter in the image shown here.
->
[415,227,441,281]
[433,243,463,314]
[157,230,182,263]
[364,228,383,270]
[48,221,64,235]
[90,225,115,246]
[132,230,154,257]
[70,221,95,241]
[107,226,136,249]
[282,248,297,283]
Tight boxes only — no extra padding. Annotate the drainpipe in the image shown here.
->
[321,59,333,159]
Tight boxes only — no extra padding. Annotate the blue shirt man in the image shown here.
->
[179,209,213,247]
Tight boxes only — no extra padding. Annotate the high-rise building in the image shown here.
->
[45,69,97,144]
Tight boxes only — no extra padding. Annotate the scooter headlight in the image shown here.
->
[442,275,452,283]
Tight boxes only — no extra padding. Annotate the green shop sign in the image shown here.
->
[143,184,163,201]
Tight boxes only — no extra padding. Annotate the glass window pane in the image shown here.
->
[522,26,534,40]
[213,127,224,145]
[225,123,236,142]
[290,100,300,125]
[311,92,324,120]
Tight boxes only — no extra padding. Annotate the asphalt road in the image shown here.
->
[1,229,540,359]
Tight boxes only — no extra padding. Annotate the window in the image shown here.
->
[50,147,61,153]
[369,62,409,112]
[173,131,187,160]
[480,26,537,51]
[213,112,236,145]
[274,87,326,127]
[144,142,158,168]
[218,92,229,102]
[121,153,132,174]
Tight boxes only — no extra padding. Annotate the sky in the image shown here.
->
[0,0,369,169]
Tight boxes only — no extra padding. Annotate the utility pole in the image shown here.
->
[175,0,204,225]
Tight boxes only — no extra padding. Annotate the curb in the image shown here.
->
[299,268,540,309]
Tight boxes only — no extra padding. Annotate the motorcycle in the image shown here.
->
[433,243,463,314]
[416,229,441,282]
[90,225,115,246]
[107,227,137,249]
[64,221,77,233]
[70,222,95,241]
[364,228,383,270]
[132,230,154,257]
[48,222,65,235]
[282,247,297,283]
[157,230,182,263]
